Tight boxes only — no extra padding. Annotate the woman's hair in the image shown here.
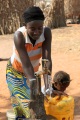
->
[53,71,70,84]
[23,6,45,23]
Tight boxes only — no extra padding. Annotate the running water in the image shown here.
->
[48,75,53,97]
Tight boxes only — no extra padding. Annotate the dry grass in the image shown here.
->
[0,0,34,35]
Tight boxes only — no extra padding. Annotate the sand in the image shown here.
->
[0,24,80,120]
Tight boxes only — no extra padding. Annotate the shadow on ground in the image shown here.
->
[0,58,9,61]
[0,112,7,120]
[0,95,11,120]
[74,96,80,115]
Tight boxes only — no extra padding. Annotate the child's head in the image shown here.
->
[53,71,71,92]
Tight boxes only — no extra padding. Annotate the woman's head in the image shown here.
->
[53,71,71,92]
[23,6,45,40]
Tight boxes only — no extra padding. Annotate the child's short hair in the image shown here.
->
[53,71,71,84]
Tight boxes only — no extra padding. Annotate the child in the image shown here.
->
[42,71,71,96]
[52,70,70,92]
[44,71,72,120]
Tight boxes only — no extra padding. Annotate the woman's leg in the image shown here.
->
[6,61,30,119]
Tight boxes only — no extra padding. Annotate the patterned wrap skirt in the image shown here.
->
[6,60,31,118]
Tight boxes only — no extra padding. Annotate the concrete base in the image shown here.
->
[6,109,16,120]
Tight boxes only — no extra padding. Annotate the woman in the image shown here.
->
[6,6,52,119]
[6,6,67,119]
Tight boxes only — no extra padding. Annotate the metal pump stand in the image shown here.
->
[29,59,56,120]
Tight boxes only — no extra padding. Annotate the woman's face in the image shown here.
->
[26,20,44,40]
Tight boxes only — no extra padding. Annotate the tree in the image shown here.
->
[0,0,34,35]
[44,0,66,28]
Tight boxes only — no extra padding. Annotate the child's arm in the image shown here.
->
[50,90,68,99]
[44,88,68,98]
[41,86,68,97]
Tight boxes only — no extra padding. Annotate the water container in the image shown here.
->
[6,109,17,120]
[44,96,74,120]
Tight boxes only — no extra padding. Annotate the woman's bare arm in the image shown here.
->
[14,31,35,79]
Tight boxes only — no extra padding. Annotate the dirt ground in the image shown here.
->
[0,24,80,120]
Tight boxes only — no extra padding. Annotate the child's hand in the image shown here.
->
[51,90,68,99]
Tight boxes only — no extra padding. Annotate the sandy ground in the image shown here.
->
[0,24,80,120]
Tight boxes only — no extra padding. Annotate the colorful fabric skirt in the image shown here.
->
[6,60,31,118]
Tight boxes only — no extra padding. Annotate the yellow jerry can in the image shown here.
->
[44,95,74,120]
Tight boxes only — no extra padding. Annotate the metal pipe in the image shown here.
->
[42,59,49,92]
[35,72,41,95]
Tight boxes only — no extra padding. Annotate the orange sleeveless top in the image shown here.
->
[11,26,45,73]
